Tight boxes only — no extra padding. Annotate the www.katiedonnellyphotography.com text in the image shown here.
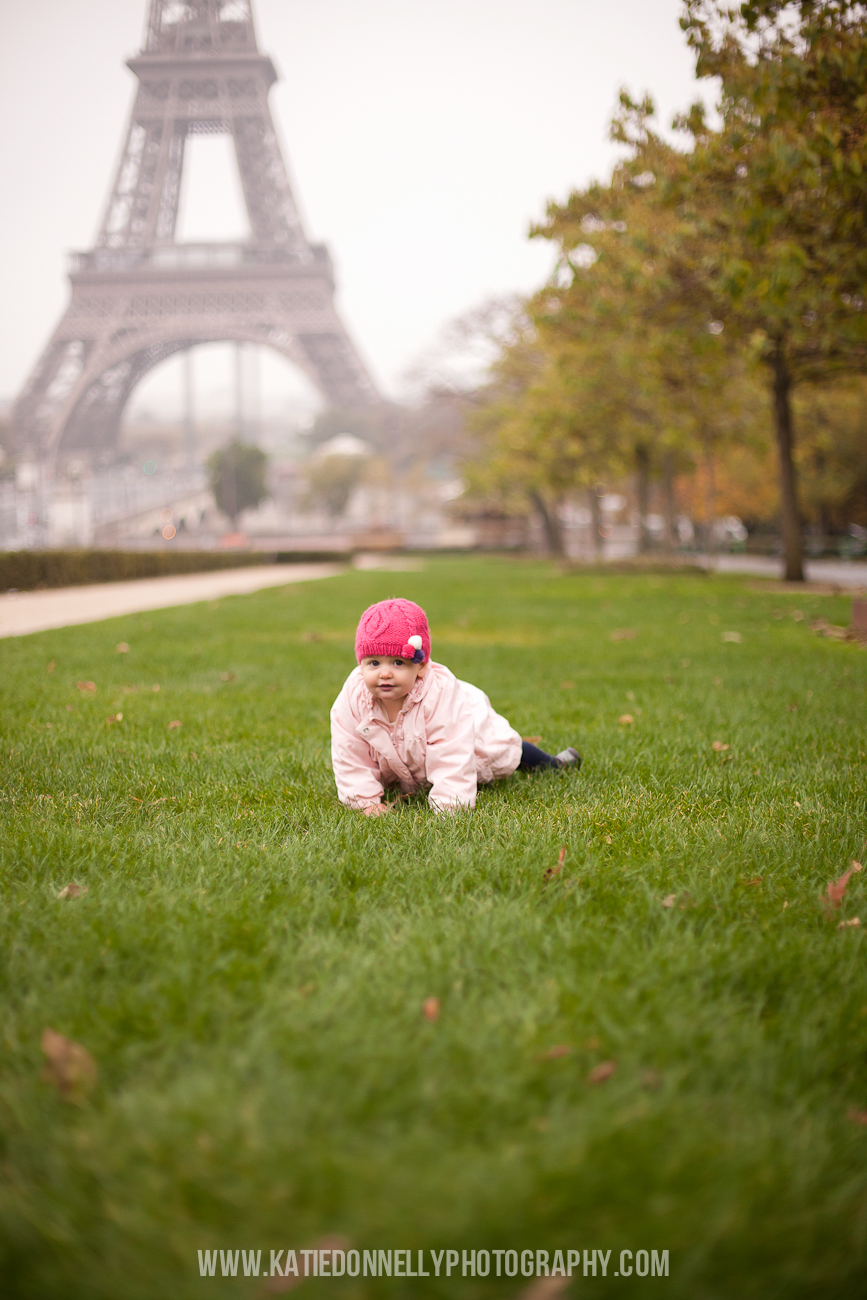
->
[197,1247,670,1280]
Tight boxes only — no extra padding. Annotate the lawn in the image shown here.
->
[1,556,866,1299]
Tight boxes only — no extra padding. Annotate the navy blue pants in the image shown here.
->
[519,741,562,771]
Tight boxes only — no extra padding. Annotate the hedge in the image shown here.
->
[0,549,350,592]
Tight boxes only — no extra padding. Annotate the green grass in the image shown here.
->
[1,557,866,1299]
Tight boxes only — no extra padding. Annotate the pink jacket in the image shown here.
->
[330,660,522,811]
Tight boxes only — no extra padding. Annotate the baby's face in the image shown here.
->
[360,655,426,706]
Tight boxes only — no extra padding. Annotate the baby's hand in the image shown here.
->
[361,802,390,817]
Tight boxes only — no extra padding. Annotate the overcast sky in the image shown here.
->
[0,0,714,422]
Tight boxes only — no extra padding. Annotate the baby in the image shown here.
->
[330,597,581,814]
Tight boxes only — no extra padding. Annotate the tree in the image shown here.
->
[206,442,267,527]
[304,452,367,519]
[669,0,867,578]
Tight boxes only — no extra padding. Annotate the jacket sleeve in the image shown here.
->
[423,677,478,812]
[330,692,384,809]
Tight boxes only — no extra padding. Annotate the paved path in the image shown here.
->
[0,563,343,638]
[698,554,867,587]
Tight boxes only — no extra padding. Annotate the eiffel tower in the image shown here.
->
[13,0,377,466]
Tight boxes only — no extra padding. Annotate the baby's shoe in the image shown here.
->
[556,746,582,770]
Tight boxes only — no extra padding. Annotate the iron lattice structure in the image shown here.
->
[14,0,377,463]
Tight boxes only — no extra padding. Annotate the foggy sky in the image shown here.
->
[0,0,714,418]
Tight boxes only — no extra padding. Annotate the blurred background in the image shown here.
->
[0,0,864,576]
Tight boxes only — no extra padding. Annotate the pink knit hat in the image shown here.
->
[355,598,431,664]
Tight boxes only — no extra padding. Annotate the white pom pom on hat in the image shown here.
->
[407,635,423,650]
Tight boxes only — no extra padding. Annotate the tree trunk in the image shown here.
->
[662,450,676,554]
[770,344,805,582]
[589,487,603,561]
[635,443,651,554]
[530,489,565,556]
[704,429,717,567]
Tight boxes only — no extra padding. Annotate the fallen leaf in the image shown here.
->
[301,631,322,644]
[610,628,636,641]
[712,741,729,752]
[839,917,861,929]
[723,631,742,642]
[559,681,575,689]
[640,1068,663,1090]
[661,893,676,908]
[220,671,236,681]
[523,735,542,744]
[588,1060,616,1085]
[516,1278,570,1300]
[107,713,123,725]
[787,703,798,712]
[544,845,567,880]
[826,862,862,911]
[742,877,763,887]
[57,882,87,900]
[168,720,182,730]
[152,684,160,691]
[76,681,96,693]
[541,1045,571,1060]
[618,713,634,725]
[848,1108,867,1126]
[262,1236,350,1294]
[47,660,55,673]
[423,997,440,1022]
[116,642,129,654]
[40,1028,97,1103]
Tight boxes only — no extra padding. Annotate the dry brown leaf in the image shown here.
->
[544,846,567,881]
[540,1045,571,1061]
[40,1028,97,1103]
[220,671,236,681]
[826,861,862,910]
[522,735,542,744]
[742,877,763,887]
[610,628,636,641]
[47,660,55,673]
[661,894,676,908]
[588,1060,616,1085]
[618,713,634,725]
[76,681,96,693]
[839,917,861,929]
[57,882,87,900]
[423,997,440,1022]
[711,741,729,752]
[168,720,182,730]
[116,642,129,653]
[262,1236,350,1294]
[517,1278,570,1300]
[152,683,160,691]
[848,1107,867,1126]
[107,712,123,725]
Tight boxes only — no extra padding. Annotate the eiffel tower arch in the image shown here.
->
[13,0,378,466]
